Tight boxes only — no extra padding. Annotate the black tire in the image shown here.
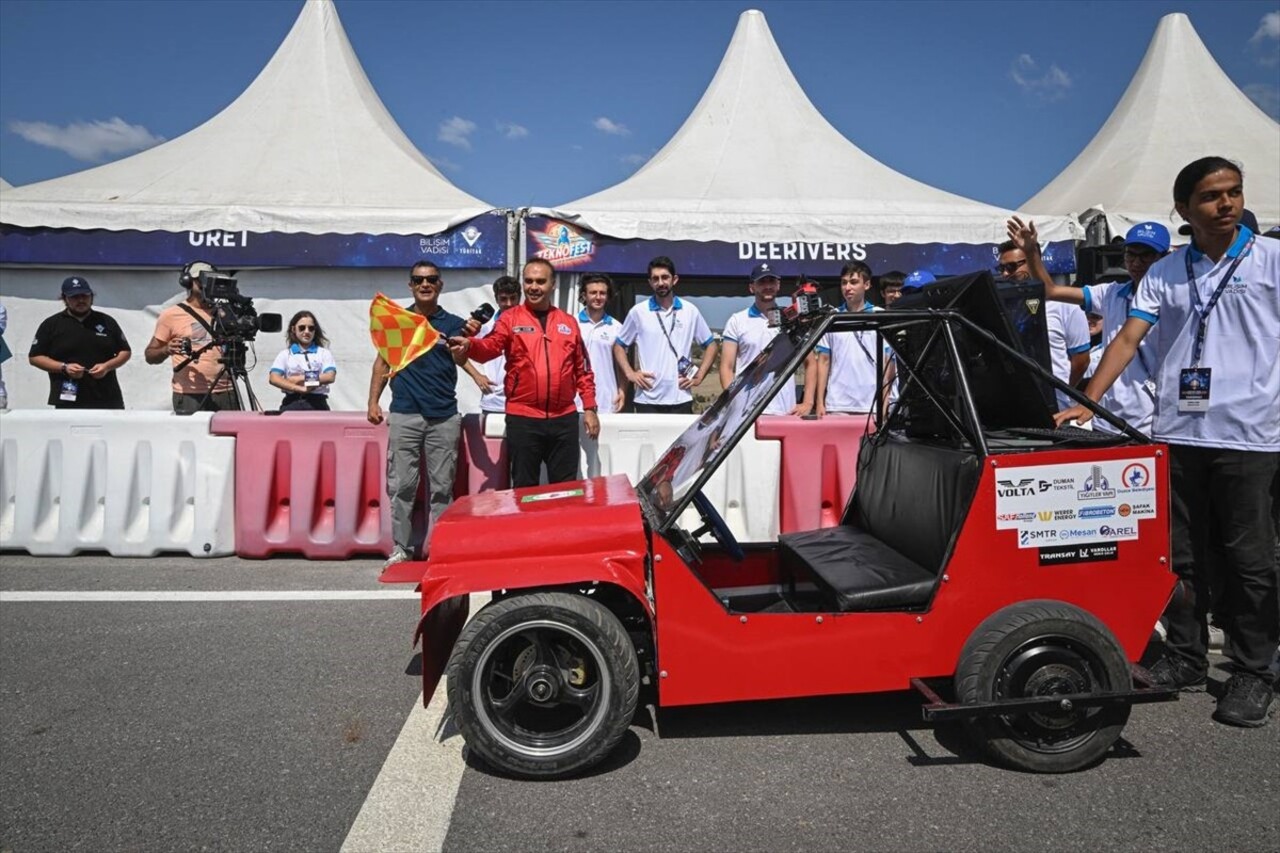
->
[446,591,639,779]
[955,600,1131,773]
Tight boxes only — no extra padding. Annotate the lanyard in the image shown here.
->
[653,307,684,361]
[853,329,876,366]
[1184,239,1252,367]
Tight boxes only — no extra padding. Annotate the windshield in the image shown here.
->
[637,329,802,527]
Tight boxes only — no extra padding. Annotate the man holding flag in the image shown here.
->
[367,261,474,571]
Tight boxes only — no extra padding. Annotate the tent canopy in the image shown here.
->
[538,9,1079,245]
[1024,13,1280,235]
[0,0,490,236]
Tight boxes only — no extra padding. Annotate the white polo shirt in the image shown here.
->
[1046,300,1092,411]
[1081,280,1155,435]
[816,302,886,413]
[576,309,622,413]
[476,314,506,413]
[269,343,337,395]
[722,304,795,415]
[617,296,714,406]
[1129,227,1279,450]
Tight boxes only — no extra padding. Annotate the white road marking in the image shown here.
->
[0,590,421,603]
[340,593,489,853]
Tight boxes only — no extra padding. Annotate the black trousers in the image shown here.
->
[507,413,580,488]
[633,401,694,415]
[1166,445,1279,679]
[280,393,331,412]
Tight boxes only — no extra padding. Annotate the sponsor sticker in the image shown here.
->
[1039,542,1120,565]
[520,488,585,504]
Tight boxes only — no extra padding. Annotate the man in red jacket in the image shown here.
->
[449,258,600,487]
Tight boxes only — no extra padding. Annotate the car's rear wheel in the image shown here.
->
[446,591,639,779]
[955,601,1131,773]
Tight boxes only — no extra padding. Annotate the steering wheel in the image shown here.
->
[691,491,745,562]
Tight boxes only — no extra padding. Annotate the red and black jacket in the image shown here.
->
[468,303,597,419]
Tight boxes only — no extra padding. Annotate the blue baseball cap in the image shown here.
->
[1124,222,1170,254]
[902,270,936,290]
[61,276,93,297]
[749,262,781,283]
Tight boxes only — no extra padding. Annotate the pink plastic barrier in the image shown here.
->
[212,412,393,559]
[754,416,872,533]
[456,414,509,496]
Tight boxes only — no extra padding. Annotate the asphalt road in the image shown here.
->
[2,554,1276,853]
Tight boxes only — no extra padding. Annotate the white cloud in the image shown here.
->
[1010,53,1073,101]
[593,116,630,136]
[437,116,477,149]
[496,121,529,140]
[1249,12,1280,66]
[428,153,463,172]
[619,153,648,166]
[1244,83,1280,121]
[1250,11,1280,44]
[8,117,164,162]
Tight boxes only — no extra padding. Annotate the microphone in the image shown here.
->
[461,302,495,337]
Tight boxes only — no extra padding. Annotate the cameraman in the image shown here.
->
[144,261,237,413]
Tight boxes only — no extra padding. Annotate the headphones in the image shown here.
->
[179,260,216,289]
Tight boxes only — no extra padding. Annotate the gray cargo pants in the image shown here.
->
[387,412,462,555]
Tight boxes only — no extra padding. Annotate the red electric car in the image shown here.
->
[383,271,1177,778]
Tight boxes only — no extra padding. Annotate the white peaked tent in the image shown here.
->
[0,0,500,413]
[541,9,1080,245]
[0,178,12,191]
[1024,13,1280,236]
[0,0,490,235]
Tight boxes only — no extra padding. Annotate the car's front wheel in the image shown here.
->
[446,591,639,779]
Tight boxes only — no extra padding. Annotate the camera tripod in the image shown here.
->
[175,338,265,413]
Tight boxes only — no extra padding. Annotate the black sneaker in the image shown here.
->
[1213,673,1274,728]
[1147,655,1207,692]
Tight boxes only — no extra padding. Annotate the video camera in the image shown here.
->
[198,271,282,341]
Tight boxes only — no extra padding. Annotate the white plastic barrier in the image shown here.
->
[0,411,235,557]
[484,413,781,543]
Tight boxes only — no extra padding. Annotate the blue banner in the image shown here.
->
[526,217,1077,279]
[0,212,508,269]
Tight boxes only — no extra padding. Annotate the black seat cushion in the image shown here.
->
[779,526,937,611]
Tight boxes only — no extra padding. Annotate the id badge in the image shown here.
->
[303,368,321,388]
[59,379,79,402]
[1178,367,1211,412]
[677,356,696,378]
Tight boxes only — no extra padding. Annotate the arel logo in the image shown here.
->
[1121,463,1151,489]
[1079,505,1116,519]
[1098,524,1137,537]
[1078,465,1116,500]
[460,225,482,247]
[997,477,1036,498]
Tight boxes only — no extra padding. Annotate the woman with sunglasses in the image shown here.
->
[269,311,337,411]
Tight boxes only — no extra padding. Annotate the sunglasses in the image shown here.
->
[295,324,315,331]
[411,274,442,286]
[995,259,1027,275]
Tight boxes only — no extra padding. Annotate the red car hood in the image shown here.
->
[418,474,647,576]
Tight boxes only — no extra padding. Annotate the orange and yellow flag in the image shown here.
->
[369,293,441,377]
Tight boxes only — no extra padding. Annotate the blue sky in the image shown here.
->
[1,0,1276,210]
